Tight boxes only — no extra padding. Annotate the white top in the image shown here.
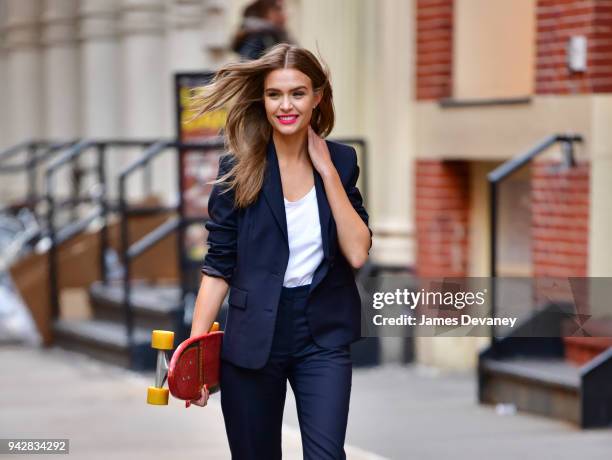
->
[282,185,324,287]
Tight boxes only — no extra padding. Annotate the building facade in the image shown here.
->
[4,0,609,369]
[415,0,612,368]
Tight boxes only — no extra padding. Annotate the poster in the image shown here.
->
[175,72,227,262]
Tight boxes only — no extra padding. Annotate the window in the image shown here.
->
[453,0,535,100]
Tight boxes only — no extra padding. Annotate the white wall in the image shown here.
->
[0,0,237,205]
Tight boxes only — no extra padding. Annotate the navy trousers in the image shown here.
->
[220,284,353,460]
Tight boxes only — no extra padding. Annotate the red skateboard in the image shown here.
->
[147,322,223,407]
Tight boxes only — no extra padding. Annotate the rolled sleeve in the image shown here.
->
[347,148,373,251]
[201,155,238,282]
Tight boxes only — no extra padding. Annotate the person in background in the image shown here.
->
[231,0,292,60]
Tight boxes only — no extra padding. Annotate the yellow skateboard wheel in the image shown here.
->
[210,322,220,332]
[147,386,169,405]
[151,330,174,350]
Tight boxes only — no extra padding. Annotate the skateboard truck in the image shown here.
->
[147,330,175,405]
[147,322,221,406]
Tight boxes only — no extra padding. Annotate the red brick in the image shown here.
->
[416,0,453,101]
[531,156,590,276]
[415,158,469,277]
[536,0,612,94]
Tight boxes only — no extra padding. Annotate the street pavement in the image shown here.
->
[1,344,611,459]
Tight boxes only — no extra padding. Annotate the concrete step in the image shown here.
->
[53,318,156,370]
[480,357,581,425]
[89,280,183,332]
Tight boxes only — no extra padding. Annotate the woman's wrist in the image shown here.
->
[319,163,339,181]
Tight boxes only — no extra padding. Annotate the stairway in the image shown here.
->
[478,332,612,428]
[52,281,185,370]
[479,355,581,424]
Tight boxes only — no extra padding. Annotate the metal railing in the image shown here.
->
[117,138,226,347]
[43,139,161,317]
[0,140,77,213]
[487,133,583,342]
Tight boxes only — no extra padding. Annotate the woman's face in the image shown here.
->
[265,1,286,28]
[263,68,321,138]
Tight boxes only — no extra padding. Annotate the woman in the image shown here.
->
[231,0,292,60]
[189,43,372,460]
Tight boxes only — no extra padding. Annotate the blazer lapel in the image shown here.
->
[313,169,331,260]
[262,138,288,244]
[309,170,332,296]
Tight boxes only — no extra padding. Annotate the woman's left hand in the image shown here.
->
[307,126,335,177]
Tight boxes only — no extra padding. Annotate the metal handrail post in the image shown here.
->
[176,143,187,328]
[26,144,38,208]
[45,169,60,318]
[118,173,135,348]
[98,144,109,284]
[489,180,498,344]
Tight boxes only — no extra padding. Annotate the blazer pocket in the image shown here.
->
[228,287,248,310]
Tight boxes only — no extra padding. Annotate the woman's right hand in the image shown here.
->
[189,384,210,407]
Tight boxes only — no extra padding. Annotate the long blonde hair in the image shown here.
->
[192,43,334,208]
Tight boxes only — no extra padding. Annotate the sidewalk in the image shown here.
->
[1,344,610,459]
[337,360,612,459]
[0,345,382,460]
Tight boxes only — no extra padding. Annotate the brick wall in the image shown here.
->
[531,160,610,365]
[536,0,612,94]
[531,160,589,277]
[416,0,454,100]
[415,160,470,277]
[415,0,612,97]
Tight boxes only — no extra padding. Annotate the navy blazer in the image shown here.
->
[201,137,372,369]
